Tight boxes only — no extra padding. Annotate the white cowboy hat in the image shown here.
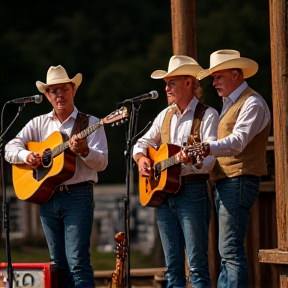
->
[196,49,258,80]
[36,65,82,93]
[151,55,203,79]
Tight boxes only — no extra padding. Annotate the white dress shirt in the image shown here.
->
[210,81,271,157]
[5,106,108,184]
[133,96,219,175]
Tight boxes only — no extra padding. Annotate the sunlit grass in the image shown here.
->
[0,243,161,271]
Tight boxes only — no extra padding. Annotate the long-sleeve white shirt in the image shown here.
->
[5,106,108,184]
[133,96,219,175]
[210,81,271,157]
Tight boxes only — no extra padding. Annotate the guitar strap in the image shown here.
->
[191,102,209,142]
[71,112,90,136]
[61,112,90,141]
[161,101,209,144]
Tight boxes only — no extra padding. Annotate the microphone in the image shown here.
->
[124,90,158,102]
[8,95,43,104]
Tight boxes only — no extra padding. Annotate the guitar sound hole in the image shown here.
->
[42,148,52,167]
[154,163,161,179]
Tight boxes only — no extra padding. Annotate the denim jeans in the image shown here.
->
[40,183,95,288]
[215,175,260,288]
[156,180,211,288]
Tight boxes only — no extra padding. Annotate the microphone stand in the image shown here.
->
[0,103,25,288]
[123,100,153,288]
[123,100,140,288]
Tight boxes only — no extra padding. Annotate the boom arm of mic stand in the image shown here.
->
[0,103,25,288]
[130,119,153,147]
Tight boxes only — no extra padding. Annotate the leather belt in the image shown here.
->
[181,174,209,182]
[54,181,94,192]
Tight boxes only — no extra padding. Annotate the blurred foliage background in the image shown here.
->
[0,0,271,185]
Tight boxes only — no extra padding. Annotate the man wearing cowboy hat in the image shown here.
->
[133,55,219,288]
[5,65,108,288]
[196,49,271,288]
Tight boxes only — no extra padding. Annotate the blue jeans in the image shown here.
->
[40,183,95,288]
[215,175,260,288]
[156,180,211,288]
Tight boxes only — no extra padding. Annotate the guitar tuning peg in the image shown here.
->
[111,123,115,127]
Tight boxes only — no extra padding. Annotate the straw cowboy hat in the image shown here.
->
[36,65,82,93]
[196,49,258,80]
[151,55,203,79]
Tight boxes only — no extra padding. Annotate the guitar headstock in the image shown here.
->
[102,106,129,126]
[114,232,126,260]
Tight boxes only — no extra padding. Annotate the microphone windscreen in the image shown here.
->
[35,95,43,104]
[150,90,158,99]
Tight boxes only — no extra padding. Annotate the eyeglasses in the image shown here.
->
[47,83,74,96]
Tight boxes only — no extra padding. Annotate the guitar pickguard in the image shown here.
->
[33,164,52,182]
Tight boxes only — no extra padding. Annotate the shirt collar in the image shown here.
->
[48,106,78,120]
[186,96,199,113]
[226,81,248,104]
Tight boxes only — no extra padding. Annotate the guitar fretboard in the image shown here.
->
[159,153,180,171]
[52,121,103,157]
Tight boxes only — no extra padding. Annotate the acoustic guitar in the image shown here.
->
[12,106,129,205]
[139,142,202,207]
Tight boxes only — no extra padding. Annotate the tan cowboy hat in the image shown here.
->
[151,55,203,79]
[36,65,82,93]
[196,49,258,80]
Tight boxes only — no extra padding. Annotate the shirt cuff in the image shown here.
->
[133,146,147,158]
[209,140,218,156]
[18,150,32,163]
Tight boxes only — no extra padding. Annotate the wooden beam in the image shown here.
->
[259,249,288,265]
[170,0,197,58]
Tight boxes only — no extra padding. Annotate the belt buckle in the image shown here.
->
[58,185,68,192]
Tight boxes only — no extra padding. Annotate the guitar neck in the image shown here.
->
[50,106,128,158]
[159,152,181,171]
[52,120,103,157]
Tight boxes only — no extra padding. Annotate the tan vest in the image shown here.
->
[211,87,271,181]
[161,101,209,144]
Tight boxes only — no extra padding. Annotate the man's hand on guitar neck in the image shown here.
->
[187,142,211,161]
[69,135,89,157]
[180,142,211,166]
[134,153,151,176]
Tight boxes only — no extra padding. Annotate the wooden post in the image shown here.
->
[170,0,197,58]
[170,0,198,285]
[269,0,288,251]
[170,1,219,287]
[258,0,288,286]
